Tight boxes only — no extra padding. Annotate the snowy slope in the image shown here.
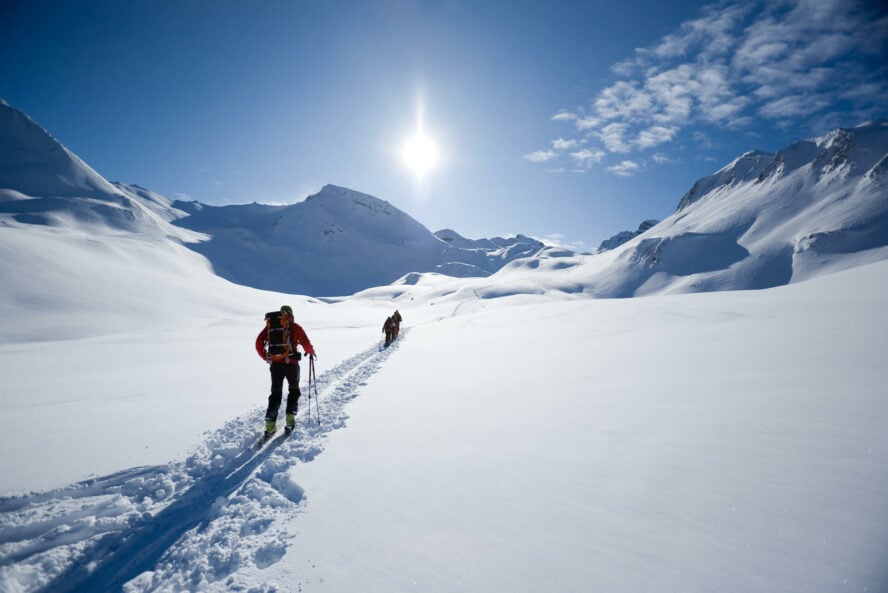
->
[0,101,189,238]
[0,99,118,200]
[596,218,660,252]
[0,261,885,593]
[172,185,454,296]
[0,100,547,300]
[1,101,888,593]
[467,120,888,298]
[172,186,546,295]
[0,101,264,341]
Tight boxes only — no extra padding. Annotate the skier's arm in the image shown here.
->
[293,324,316,357]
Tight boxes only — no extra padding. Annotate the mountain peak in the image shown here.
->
[0,100,118,199]
[677,120,888,213]
[676,150,774,211]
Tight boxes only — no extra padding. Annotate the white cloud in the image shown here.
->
[840,82,888,101]
[575,116,601,130]
[652,1,751,61]
[538,234,593,252]
[523,149,558,163]
[533,0,888,168]
[758,95,831,119]
[570,148,606,167]
[637,125,678,149]
[551,111,577,122]
[552,138,579,151]
[594,81,652,121]
[607,160,641,177]
[600,122,632,153]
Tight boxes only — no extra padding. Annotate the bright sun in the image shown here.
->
[401,129,440,180]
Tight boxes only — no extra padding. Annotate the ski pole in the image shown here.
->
[310,356,321,425]
[305,357,312,426]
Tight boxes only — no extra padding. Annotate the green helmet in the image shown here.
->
[280,305,293,315]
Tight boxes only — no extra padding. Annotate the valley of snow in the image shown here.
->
[1,247,887,592]
[2,99,888,592]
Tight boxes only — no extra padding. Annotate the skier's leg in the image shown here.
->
[284,363,301,428]
[265,363,286,429]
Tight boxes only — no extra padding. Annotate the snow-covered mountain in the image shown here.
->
[2,97,887,315]
[0,100,190,238]
[596,218,661,252]
[2,103,888,593]
[172,186,546,295]
[0,100,547,298]
[467,120,888,299]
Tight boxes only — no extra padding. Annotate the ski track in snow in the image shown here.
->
[0,331,406,593]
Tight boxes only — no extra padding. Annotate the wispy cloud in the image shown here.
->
[571,148,606,167]
[525,137,590,170]
[637,125,679,149]
[551,111,577,122]
[523,149,558,163]
[607,160,641,177]
[552,138,580,151]
[537,233,593,253]
[529,0,888,175]
[600,122,632,153]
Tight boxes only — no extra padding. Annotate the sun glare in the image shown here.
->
[401,130,440,179]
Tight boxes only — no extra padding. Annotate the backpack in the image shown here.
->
[265,310,292,362]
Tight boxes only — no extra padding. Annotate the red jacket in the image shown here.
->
[255,316,316,363]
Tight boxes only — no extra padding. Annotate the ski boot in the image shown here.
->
[263,420,277,439]
[285,413,296,434]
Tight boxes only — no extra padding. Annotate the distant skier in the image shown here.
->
[383,316,394,347]
[255,305,316,438]
[392,309,402,339]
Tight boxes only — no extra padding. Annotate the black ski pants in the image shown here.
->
[265,361,301,422]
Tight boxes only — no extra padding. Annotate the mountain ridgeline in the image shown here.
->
[555,118,888,297]
[1,97,886,302]
[170,186,545,295]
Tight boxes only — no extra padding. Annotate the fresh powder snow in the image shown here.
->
[1,101,887,593]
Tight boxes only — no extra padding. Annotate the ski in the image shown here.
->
[253,426,295,450]
[253,430,277,450]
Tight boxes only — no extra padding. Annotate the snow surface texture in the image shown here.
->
[1,266,887,593]
[0,334,405,593]
[1,101,888,592]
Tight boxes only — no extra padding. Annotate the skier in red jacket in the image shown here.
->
[255,305,316,437]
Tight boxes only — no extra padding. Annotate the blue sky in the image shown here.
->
[2,0,886,249]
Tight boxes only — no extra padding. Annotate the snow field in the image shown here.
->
[245,262,888,593]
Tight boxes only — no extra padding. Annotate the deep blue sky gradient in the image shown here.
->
[2,0,885,249]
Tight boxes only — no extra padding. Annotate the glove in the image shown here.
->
[308,353,316,361]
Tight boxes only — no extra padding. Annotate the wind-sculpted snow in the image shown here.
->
[0,332,406,593]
